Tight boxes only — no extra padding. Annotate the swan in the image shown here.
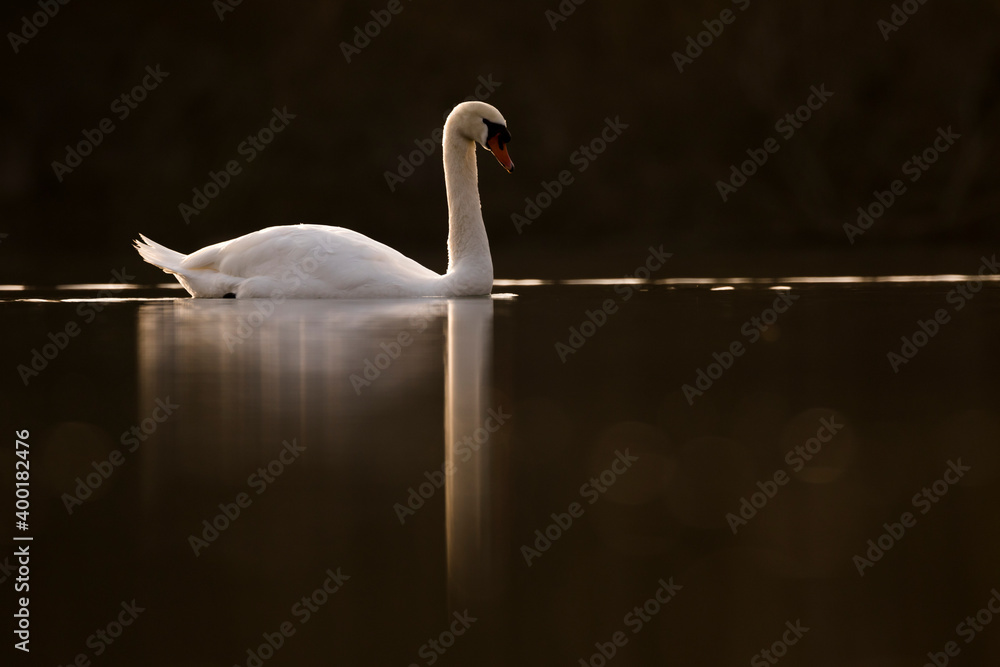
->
[134,101,513,298]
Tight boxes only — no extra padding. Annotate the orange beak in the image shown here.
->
[487,135,514,173]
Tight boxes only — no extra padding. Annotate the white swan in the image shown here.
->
[134,101,513,298]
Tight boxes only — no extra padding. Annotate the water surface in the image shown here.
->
[5,280,1000,666]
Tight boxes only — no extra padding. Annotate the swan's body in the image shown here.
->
[135,101,513,298]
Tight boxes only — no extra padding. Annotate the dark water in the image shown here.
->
[4,280,1000,666]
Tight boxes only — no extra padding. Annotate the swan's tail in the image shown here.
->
[134,234,186,274]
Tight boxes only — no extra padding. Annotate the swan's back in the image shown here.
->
[138,225,444,298]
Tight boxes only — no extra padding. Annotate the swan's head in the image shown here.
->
[446,101,514,173]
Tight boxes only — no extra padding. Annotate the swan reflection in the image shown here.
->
[136,296,501,606]
[445,298,505,609]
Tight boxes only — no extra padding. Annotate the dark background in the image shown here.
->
[2,0,999,284]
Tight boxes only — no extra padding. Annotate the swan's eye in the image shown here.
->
[483,119,511,148]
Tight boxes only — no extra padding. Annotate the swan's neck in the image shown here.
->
[443,125,492,294]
